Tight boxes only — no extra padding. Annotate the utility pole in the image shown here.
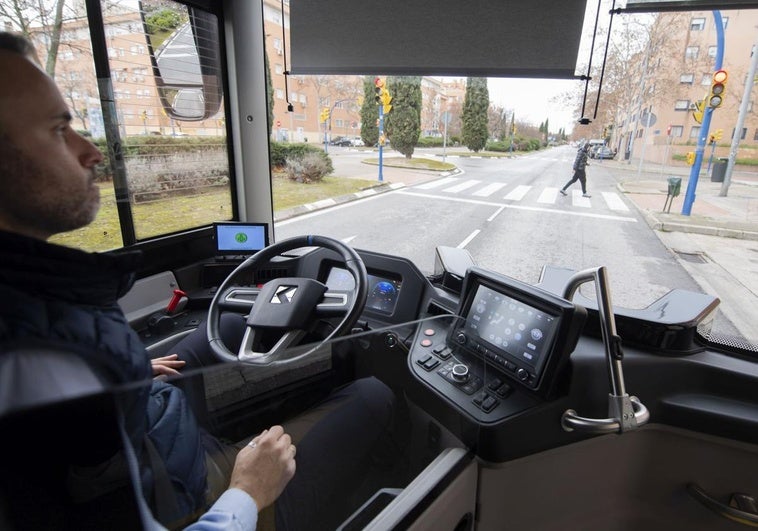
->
[720,30,758,196]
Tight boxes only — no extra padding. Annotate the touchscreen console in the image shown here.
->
[450,267,586,396]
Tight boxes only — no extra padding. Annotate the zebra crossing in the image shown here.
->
[408,177,631,213]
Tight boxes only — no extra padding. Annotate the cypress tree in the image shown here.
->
[384,76,422,159]
[360,76,379,147]
[462,78,489,152]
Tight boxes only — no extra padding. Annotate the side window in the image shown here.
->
[45,0,232,252]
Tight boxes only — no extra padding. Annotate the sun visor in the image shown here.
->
[290,0,588,79]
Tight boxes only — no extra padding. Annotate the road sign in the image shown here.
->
[640,112,657,127]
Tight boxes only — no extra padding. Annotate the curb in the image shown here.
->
[274,182,406,222]
[619,183,758,241]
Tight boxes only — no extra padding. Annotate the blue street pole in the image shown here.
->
[682,10,724,215]
[378,104,384,182]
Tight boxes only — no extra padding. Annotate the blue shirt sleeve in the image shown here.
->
[184,489,259,531]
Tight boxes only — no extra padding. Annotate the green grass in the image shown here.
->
[360,157,457,170]
[273,174,377,210]
[50,176,377,251]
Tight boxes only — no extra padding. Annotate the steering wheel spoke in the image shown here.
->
[216,286,261,312]
[238,326,307,363]
[316,289,352,318]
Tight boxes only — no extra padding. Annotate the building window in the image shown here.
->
[690,126,701,138]
[754,129,758,141]
[275,63,283,75]
[732,128,747,140]
[680,73,694,84]
[701,73,712,86]
[685,46,699,60]
[675,100,690,111]
[671,125,684,137]
[275,88,283,99]
[708,46,717,58]
[691,17,705,30]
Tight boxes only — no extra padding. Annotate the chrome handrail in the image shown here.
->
[561,266,649,434]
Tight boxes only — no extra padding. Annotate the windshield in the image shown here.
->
[16,1,757,351]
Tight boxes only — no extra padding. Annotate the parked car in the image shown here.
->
[591,146,616,159]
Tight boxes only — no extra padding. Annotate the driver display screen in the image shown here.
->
[326,267,402,315]
[464,283,559,374]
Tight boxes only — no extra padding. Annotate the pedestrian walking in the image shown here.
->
[560,144,591,197]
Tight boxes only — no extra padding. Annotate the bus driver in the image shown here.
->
[0,32,395,531]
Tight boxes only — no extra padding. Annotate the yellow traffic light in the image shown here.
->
[380,88,392,114]
[686,151,695,165]
[692,99,705,124]
[709,70,728,108]
[374,77,384,103]
[713,128,723,141]
[319,107,330,123]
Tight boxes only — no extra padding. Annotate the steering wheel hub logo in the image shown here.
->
[271,286,297,304]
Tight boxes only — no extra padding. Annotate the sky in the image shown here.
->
[488,78,583,134]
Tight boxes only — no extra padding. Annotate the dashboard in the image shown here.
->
[325,267,402,315]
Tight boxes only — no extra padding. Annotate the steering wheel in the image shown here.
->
[207,235,368,364]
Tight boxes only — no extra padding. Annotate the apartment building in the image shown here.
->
[618,10,758,165]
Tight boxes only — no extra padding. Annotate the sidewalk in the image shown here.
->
[605,159,758,240]
[604,159,758,346]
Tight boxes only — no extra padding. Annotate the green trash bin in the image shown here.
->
[711,158,728,182]
[667,177,682,197]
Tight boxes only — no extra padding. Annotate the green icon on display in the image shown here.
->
[235,232,248,243]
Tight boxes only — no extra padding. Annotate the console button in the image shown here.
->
[423,357,440,371]
[494,382,513,398]
[424,328,436,336]
[487,378,503,391]
[420,338,433,348]
[516,368,529,381]
[481,395,498,412]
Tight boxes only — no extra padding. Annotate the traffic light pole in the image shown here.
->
[378,104,384,182]
[682,10,724,216]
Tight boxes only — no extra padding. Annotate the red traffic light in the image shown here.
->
[709,69,728,108]
[374,77,384,88]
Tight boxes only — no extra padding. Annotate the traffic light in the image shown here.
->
[708,70,728,108]
[692,99,705,124]
[714,128,723,141]
[374,77,384,103]
[686,151,695,165]
[319,107,330,123]
[380,88,392,114]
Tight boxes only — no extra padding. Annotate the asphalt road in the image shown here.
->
[276,146,705,314]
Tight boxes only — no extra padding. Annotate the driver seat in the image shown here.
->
[0,342,149,530]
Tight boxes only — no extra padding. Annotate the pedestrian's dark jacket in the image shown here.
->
[0,230,207,521]
[573,148,589,171]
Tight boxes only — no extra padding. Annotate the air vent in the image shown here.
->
[427,300,454,317]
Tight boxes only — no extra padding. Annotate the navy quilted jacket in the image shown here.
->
[0,230,207,522]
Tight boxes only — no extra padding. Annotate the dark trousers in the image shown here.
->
[171,316,396,530]
[561,169,587,193]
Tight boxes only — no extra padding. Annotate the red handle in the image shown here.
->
[166,289,187,314]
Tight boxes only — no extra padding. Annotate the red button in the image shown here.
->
[424,328,435,336]
[420,339,433,347]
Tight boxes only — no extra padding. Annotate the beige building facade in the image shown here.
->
[617,10,758,166]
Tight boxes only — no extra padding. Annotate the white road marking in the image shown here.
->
[537,187,559,204]
[458,230,481,248]
[415,177,459,190]
[602,191,630,211]
[572,190,591,208]
[444,179,481,193]
[504,185,531,201]
[396,190,637,222]
[472,182,508,197]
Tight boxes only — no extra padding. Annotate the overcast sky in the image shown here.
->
[488,78,582,134]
